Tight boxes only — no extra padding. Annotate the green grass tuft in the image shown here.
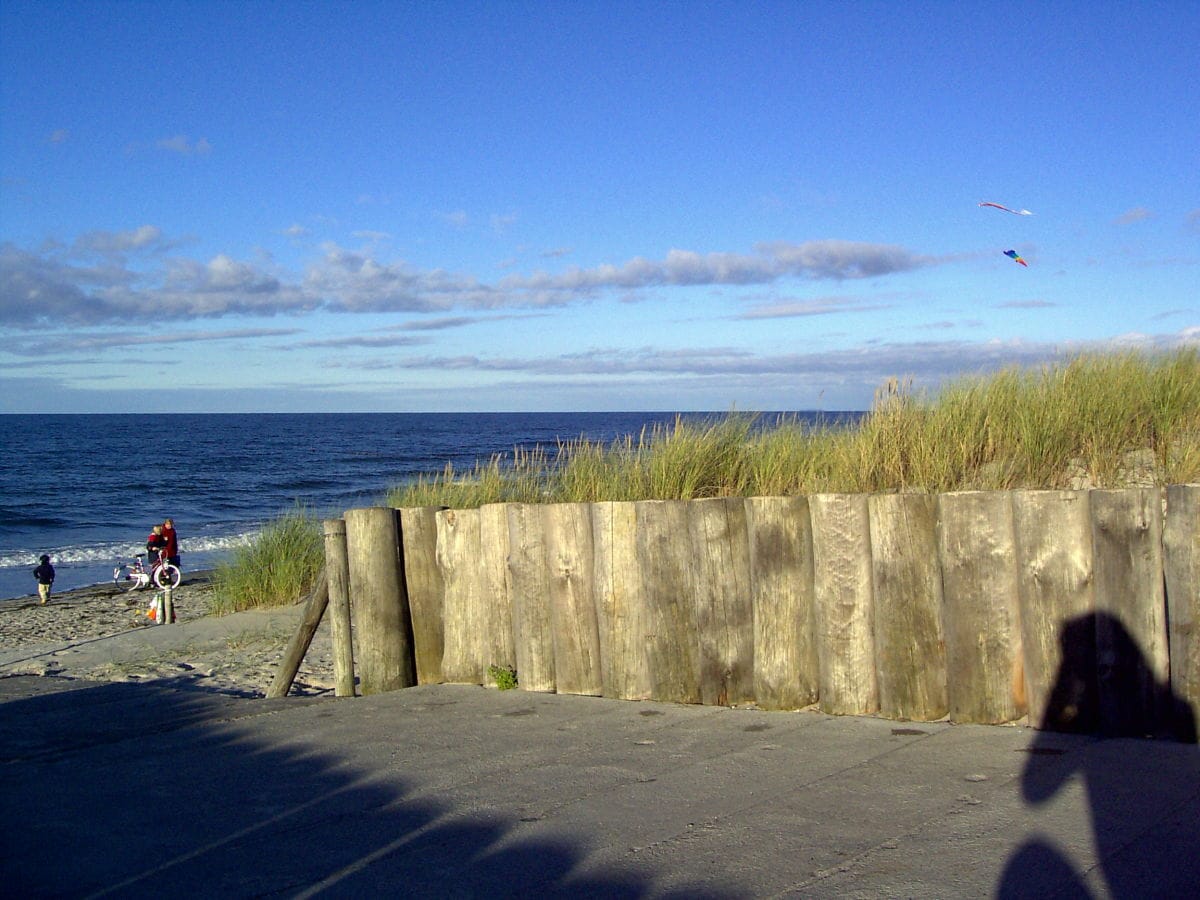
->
[210,505,324,616]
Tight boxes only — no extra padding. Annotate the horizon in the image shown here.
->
[2,2,1197,414]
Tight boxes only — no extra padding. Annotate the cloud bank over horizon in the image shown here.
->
[0,232,941,327]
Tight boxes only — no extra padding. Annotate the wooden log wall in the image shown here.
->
[328,485,1199,739]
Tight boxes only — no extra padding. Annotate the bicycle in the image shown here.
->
[113,553,181,592]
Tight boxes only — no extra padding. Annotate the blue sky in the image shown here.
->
[2,1,1196,414]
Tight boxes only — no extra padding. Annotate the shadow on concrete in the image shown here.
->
[0,678,724,898]
[997,612,1200,898]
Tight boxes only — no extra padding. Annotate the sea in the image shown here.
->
[0,411,858,603]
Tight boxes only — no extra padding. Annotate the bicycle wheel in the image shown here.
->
[114,565,143,592]
[154,563,182,590]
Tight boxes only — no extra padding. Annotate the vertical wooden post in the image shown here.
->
[479,503,517,680]
[344,506,416,695]
[938,491,1025,724]
[1091,488,1168,736]
[436,508,486,684]
[543,502,602,696]
[1011,491,1094,731]
[506,503,556,693]
[688,497,754,707]
[747,496,818,711]
[398,506,444,685]
[636,500,700,704]
[810,493,879,716]
[323,518,356,697]
[868,493,947,721]
[1164,484,1200,739]
[592,501,650,700]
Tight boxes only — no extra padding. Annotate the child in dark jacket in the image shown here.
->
[33,555,55,605]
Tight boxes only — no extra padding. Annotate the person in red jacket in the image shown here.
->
[162,518,181,569]
[146,524,167,565]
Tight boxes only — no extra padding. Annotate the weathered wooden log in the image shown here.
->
[746,496,818,711]
[344,507,416,694]
[809,493,879,716]
[937,491,1025,724]
[543,502,602,696]
[479,503,516,682]
[1091,488,1169,736]
[436,507,487,684]
[322,518,356,697]
[397,506,444,685]
[266,569,329,699]
[591,501,651,700]
[636,500,700,704]
[506,502,556,693]
[868,493,947,721]
[688,497,754,707]
[1164,484,1200,740]
[1011,490,1095,732]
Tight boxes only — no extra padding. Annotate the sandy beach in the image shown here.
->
[0,571,336,697]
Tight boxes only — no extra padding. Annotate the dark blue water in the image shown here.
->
[0,412,858,601]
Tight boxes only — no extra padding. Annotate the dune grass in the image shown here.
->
[387,348,1199,509]
[210,505,324,616]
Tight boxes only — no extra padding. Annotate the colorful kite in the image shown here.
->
[979,201,1033,216]
[1004,250,1028,267]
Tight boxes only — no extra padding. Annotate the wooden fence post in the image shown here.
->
[746,496,818,711]
[636,500,700,704]
[437,508,486,684]
[323,518,356,697]
[1091,488,1169,736]
[344,507,416,695]
[265,570,329,699]
[543,502,602,696]
[1164,484,1200,738]
[688,497,754,707]
[1011,490,1095,731]
[398,506,444,685]
[592,501,651,700]
[868,493,947,721]
[479,503,516,682]
[810,493,879,716]
[937,491,1025,724]
[507,502,556,693]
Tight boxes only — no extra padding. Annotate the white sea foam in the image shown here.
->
[0,532,258,570]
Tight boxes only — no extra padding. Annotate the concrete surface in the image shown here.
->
[3,670,1199,899]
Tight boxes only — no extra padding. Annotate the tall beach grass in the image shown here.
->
[210,505,324,615]
[387,348,1199,509]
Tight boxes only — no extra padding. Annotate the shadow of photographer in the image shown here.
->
[998,611,1199,898]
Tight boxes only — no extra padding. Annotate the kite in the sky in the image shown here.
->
[979,201,1034,216]
[1004,250,1028,267]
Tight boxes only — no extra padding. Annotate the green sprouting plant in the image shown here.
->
[487,664,519,691]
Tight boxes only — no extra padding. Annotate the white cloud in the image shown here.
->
[156,135,212,155]
[0,232,941,328]
[737,296,892,319]
[1115,207,1152,225]
[73,225,168,256]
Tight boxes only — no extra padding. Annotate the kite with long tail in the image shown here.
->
[1004,250,1028,267]
[980,201,1033,216]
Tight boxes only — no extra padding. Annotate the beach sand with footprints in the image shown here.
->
[0,572,336,697]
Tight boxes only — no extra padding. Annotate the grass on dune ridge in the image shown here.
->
[388,348,1200,508]
[216,349,1198,613]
